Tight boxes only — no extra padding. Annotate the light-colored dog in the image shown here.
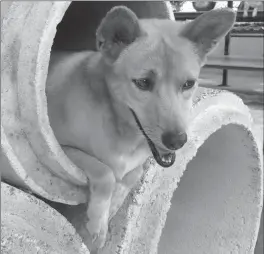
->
[46,6,236,249]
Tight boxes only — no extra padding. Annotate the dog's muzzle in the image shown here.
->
[130,108,176,168]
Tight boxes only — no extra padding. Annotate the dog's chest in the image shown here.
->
[63,100,149,180]
[108,144,149,180]
[86,114,149,180]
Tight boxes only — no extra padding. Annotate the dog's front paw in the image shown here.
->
[86,214,108,249]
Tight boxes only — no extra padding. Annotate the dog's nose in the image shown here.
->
[161,131,187,150]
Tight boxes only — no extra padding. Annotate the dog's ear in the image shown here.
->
[180,8,236,62]
[96,6,142,63]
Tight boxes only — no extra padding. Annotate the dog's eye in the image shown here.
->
[182,80,196,90]
[132,78,153,91]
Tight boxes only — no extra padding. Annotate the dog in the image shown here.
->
[46,6,236,249]
[241,1,263,17]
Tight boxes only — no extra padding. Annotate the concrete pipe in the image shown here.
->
[1,182,90,254]
[1,1,263,254]
[101,89,263,254]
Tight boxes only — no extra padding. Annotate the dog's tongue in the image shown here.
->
[156,151,176,168]
[145,136,176,168]
[129,108,176,168]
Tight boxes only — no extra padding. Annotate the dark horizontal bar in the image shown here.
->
[174,11,264,22]
[231,33,264,38]
[204,56,263,71]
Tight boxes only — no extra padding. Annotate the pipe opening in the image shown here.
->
[158,124,262,253]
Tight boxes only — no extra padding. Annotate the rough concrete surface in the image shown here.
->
[1,182,89,254]
[1,1,90,205]
[159,124,261,254]
[1,1,263,254]
[249,106,264,254]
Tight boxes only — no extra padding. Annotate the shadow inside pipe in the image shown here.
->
[158,124,262,254]
[52,1,172,51]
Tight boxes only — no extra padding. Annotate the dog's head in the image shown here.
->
[96,6,236,167]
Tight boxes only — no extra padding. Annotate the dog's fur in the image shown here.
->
[46,7,236,249]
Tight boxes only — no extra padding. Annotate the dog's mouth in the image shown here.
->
[130,109,176,168]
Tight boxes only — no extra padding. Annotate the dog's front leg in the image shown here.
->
[109,164,144,219]
[62,146,115,249]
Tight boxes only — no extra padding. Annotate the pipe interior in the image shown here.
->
[158,124,261,254]
[52,1,171,51]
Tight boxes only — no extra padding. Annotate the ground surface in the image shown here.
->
[200,69,263,94]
